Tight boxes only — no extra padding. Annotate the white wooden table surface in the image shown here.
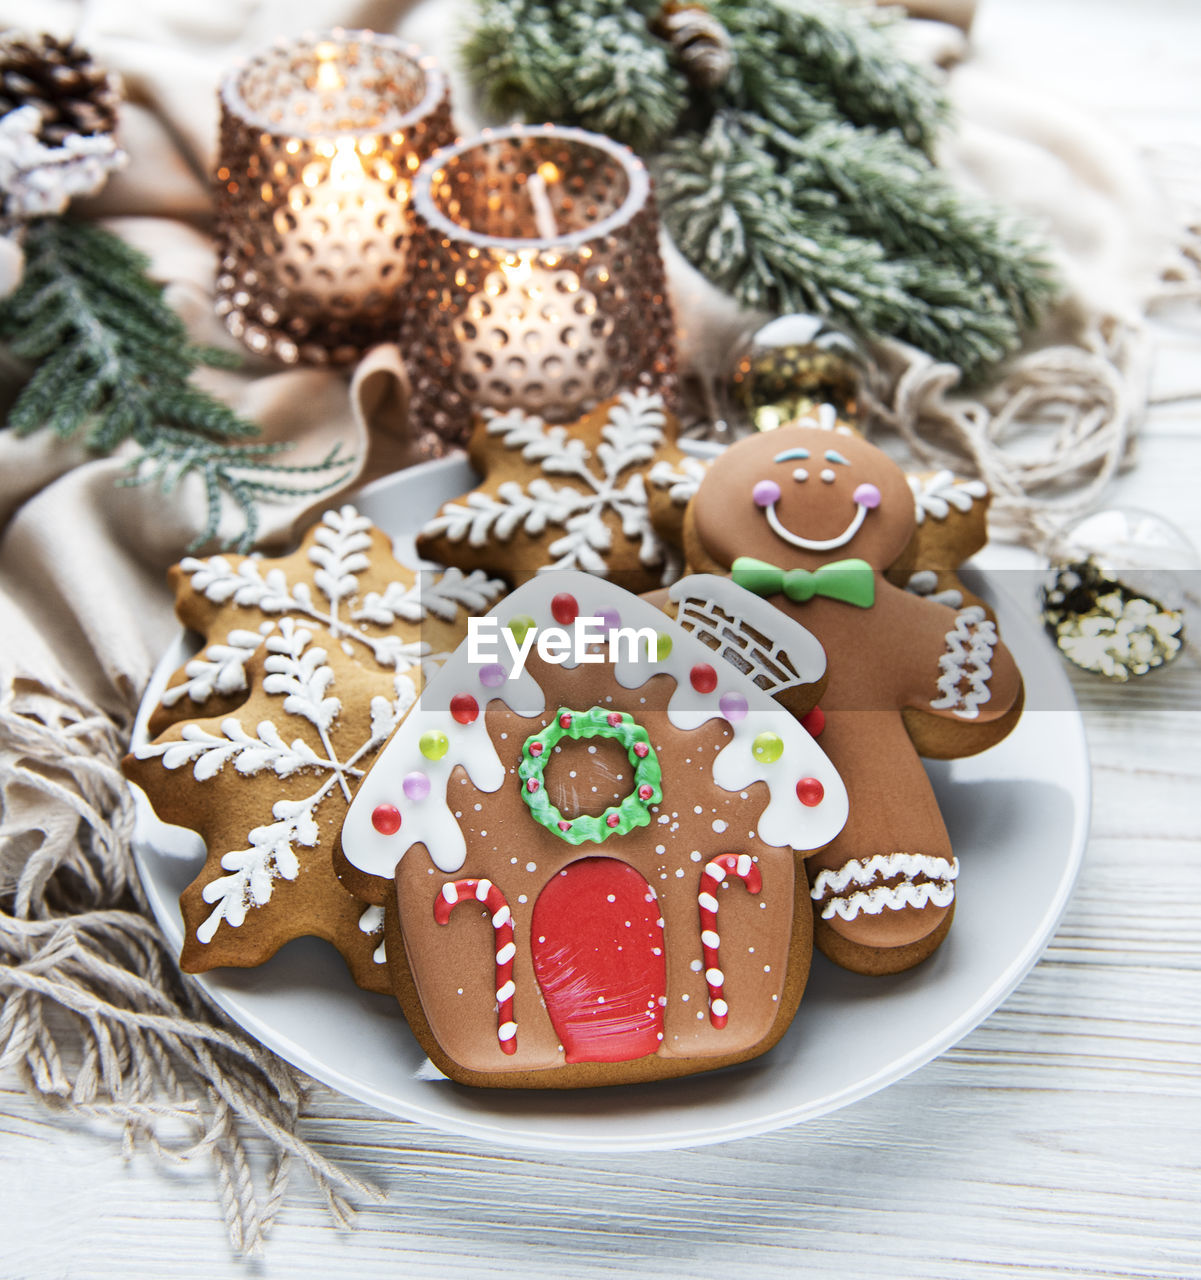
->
[5,2,1201,1276]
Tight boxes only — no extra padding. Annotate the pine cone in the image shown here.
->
[0,33,121,147]
[651,2,734,91]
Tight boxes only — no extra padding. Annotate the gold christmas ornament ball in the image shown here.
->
[1040,508,1196,681]
[728,314,867,432]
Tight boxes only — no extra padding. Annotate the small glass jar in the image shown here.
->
[401,124,678,455]
[214,29,453,365]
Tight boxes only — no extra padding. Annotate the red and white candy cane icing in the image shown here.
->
[435,879,517,1055]
[698,854,763,1028]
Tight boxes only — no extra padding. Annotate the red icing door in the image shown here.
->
[530,858,666,1064]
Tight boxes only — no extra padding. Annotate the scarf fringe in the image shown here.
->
[0,665,383,1255]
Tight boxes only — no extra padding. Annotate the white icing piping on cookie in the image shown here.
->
[418,389,674,578]
[811,853,959,921]
[179,506,505,674]
[909,471,989,524]
[905,570,963,611]
[930,606,998,720]
[357,904,387,964]
[136,621,415,944]
[647,454,708,506]
[668,573,827,699]
[765,498,869,552]
[339,572,849,885]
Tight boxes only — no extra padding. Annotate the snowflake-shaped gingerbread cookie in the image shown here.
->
[150,505,506,736]
[126,619,414,991]
[416,390,697,591]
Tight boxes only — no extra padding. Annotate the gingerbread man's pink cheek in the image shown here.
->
[853,483,882,509]
[752,479,781,508]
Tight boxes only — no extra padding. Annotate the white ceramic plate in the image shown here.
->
[129,458,1090,1153]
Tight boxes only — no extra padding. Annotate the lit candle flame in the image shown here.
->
[329,136,364,191]
[502,255,533,287]
[315,42,342,92]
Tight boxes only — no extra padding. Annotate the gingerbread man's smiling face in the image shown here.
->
[693,426,916,572]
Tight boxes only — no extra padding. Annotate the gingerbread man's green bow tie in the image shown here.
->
[731,556,876,608]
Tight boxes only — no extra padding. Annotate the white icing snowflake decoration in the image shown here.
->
[909,471,989,525]
[135,619,415,945]
[421,390,681,581]
[175,506,505,693]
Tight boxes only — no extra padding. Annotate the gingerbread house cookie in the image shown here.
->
[336,572,848,1087]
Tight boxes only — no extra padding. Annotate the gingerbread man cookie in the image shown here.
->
[682,425,1024,975]
[150,504,506,736]
[416,389,696,593]
[647,405,1003,622]
[336,572,848,1087]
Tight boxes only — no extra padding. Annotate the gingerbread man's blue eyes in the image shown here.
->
[773,445,852,483]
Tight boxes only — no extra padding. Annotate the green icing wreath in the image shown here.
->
[518,706,663,845]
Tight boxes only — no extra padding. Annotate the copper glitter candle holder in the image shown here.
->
[214,30,453,365]
[401,124,677,452]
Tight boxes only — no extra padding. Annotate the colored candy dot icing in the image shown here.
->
[655,632,672,661]
[599,608,621,631]
[752,732,783,764]
[450,692,480,724]
[479,663,506,688]
[719,692,748,723]
[371,804,402,835]
[752,479,781,508]
[690,663,718,694]
[853,482,882,509]
[420,730,450,761]
[800,705,826,737]
[508,614,536,643]
[795,777,825,807]
[402,771,430,802]
[551,593,579,625]
[517,707,663,846]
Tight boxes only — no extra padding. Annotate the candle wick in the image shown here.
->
[527,172,559,242]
